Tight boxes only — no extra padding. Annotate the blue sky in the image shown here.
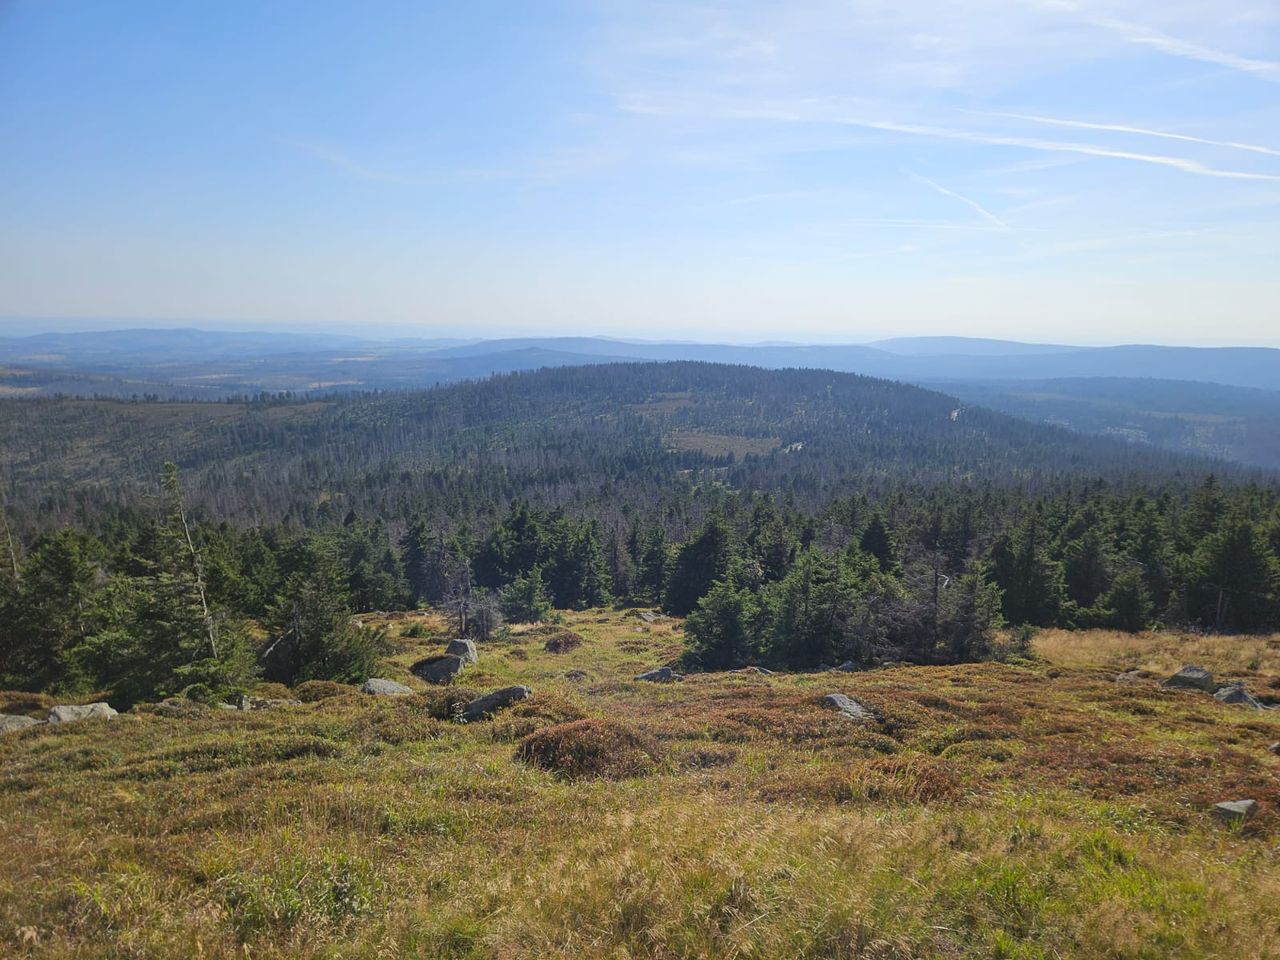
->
[1,0,1277,344]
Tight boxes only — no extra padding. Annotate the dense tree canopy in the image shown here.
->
[1,365,1278,702]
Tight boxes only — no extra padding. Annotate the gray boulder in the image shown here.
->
[0,714,41,734]
[1269,742,1280,756]
[1162,665,1215,692]
[819,693,874,721]
[411,654,466,685]
[445,638,479,665]
[564,669,589,682]
[462,685,531,722]
[1213,799,1257,825]
[360,678,414,696]
[47,702,118,724]
[834,661,860,672]
[636,666,682,683]
[1114,669,1145,683]
[1214,682,1266,710]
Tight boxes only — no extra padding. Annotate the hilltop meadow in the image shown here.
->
[3,610,1279,960]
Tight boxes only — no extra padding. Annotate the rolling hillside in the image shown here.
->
[0,361,1232,528]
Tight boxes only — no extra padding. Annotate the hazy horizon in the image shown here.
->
[2,2,1277,345]
[3,317,1280,350]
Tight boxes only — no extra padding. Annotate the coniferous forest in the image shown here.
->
[2,362,1278,705]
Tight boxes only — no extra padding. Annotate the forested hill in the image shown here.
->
[0,361,1246,530]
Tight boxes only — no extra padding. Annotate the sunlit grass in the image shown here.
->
[3,612,1280,958]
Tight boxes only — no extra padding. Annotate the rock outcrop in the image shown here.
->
[1161,665,1215,692]
[1213,799,1257,825]
[0,714,41,734]
[360,678,414,696]
[412,654,466,685]
[636,666,682,683]
[445,638,479,665]
[819,693,874,721]
[462,686,531,722]
[47,703,118,723]
[1213,682,1265,710]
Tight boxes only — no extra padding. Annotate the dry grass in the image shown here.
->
[515,718,662,779]
[1035,627,1280,679]
[293,680,359,703]
[3,615,1280,958]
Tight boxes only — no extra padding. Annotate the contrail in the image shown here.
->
[910,173,1007,228]
[979,110,1280,159]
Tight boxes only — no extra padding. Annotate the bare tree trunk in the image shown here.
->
[164,464,218,659]
[0,501,18,583]
[179,501,218,658]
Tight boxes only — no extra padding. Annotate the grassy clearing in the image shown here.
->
[3,613,1280,958]
[1034,626,1280,679]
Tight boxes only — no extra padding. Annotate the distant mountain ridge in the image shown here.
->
[4,326,1280,469]
[4,328,1280,390]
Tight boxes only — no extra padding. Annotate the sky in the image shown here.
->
[1,0,1278,345]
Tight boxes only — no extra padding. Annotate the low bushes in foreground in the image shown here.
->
[515,718,662,779]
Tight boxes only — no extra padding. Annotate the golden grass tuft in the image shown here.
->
[488,694,588,742]
[515,718,662,779]
[541,629,584,653]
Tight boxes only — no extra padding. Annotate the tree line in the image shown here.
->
[2,461,1277,705]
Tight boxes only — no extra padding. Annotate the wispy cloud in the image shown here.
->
[622,96,1280,182]
[279,138,433,186]
[979,110,1280,159]
[835,217,1009,231]
[858,119,1280,182]
[1087,14,1280,83]
[909,173,1007,228]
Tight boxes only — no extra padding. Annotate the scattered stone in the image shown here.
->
[1213,799,1257,825]
[1114,669,1145,683]
[1162,664,1215,693]
[1214,682,1266,710]
[636,666,682,683]
[462,685,532,722]
[0,714,41,734]
[819,693,874,721]
[235,694,301,711]
[216,702,239,711]
[361,678,414,696]
[637,610,658,623]
[1269,742,1280,756]
[47,702,118,724]
[445,638,479,665]
[564,669,589,682]
[834,661,860,672]
[412,653,466,685]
